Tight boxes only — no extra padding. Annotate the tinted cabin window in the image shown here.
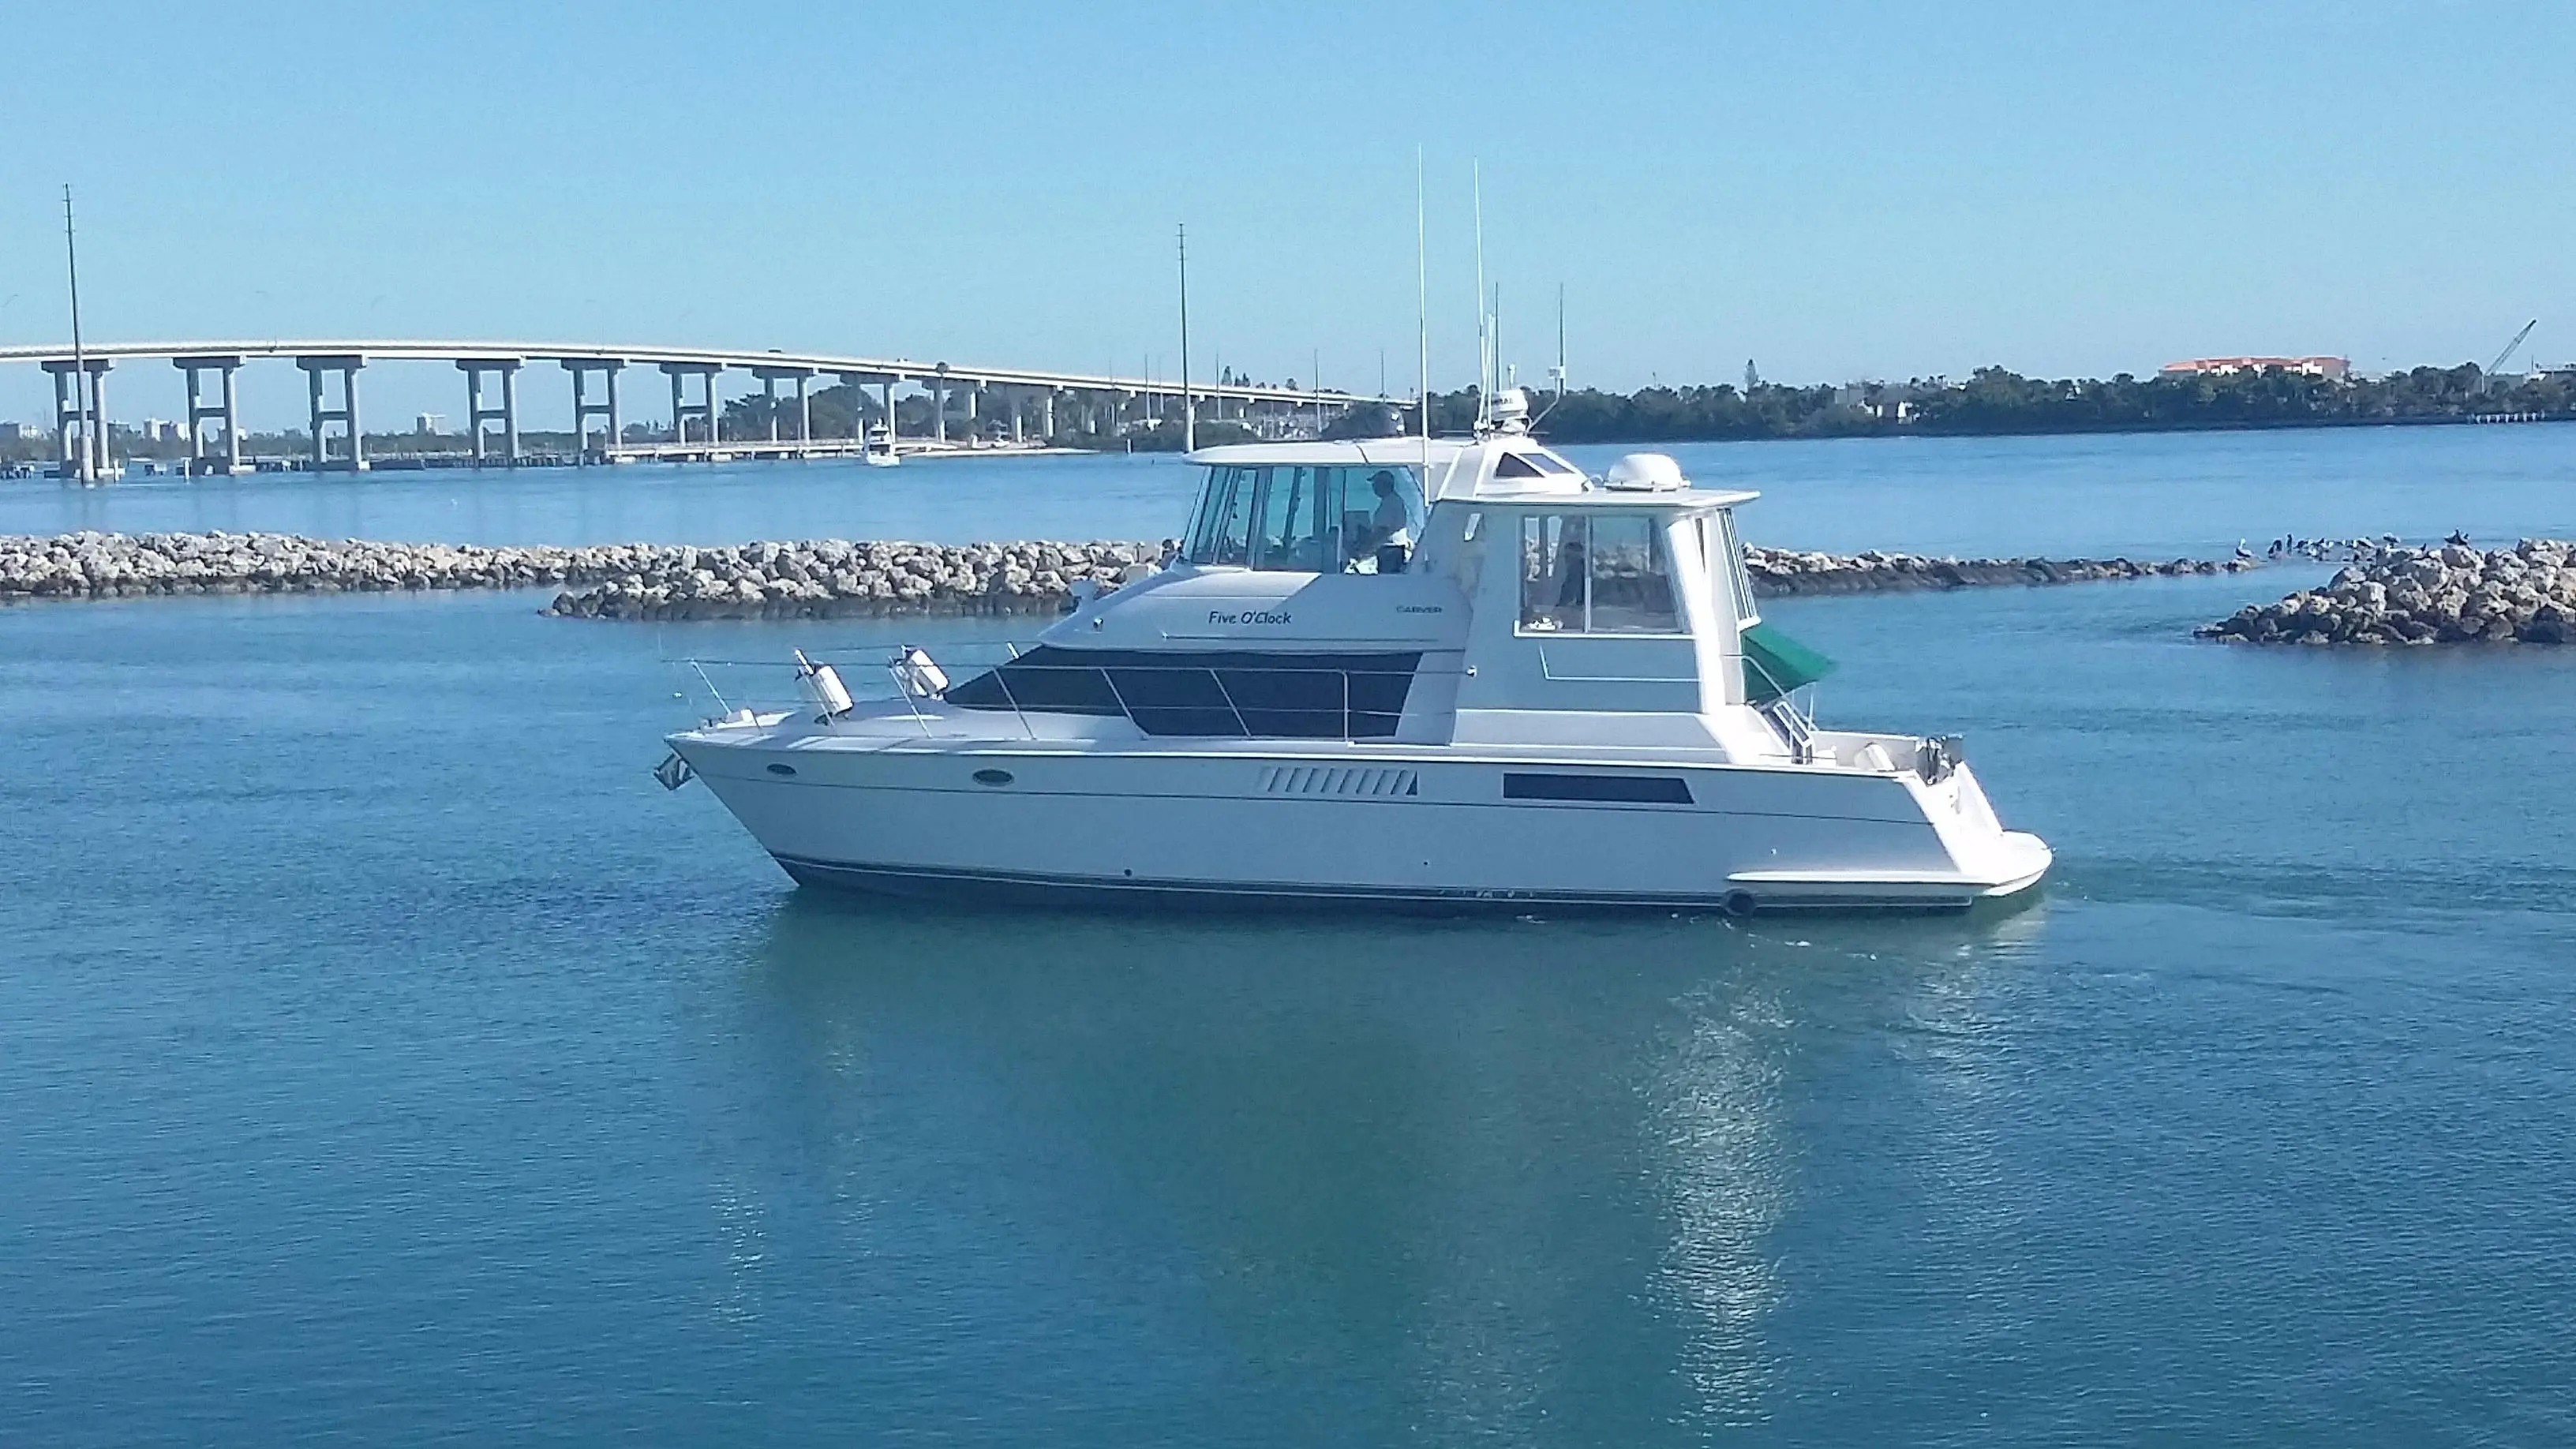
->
[1503,773,1693,804]
[945,646,1420,739]
[1185,466,1421,573]
[1519,513,1682,634]
[1494,451,1580,479]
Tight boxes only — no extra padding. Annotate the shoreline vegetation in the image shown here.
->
[9,363,2570,469]
[1406,363,2576,447]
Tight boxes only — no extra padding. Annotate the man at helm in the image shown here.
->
[1365,470,1414,573]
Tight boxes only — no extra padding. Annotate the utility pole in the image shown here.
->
[62,185,94,483]
[1177,223,1195,452]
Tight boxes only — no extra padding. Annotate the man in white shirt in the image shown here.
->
[1365,470,1413,573]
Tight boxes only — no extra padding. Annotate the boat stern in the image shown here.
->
[1723,752,2051,912]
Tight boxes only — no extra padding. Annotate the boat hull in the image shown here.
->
[671,734,2050,915]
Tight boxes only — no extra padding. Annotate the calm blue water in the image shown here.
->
[6,427,2575,1445]
[9,421,2576,560]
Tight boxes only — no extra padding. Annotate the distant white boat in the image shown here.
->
[665,389,2050,913]
[863,422,900,468]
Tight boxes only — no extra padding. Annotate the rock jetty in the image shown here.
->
[2198,539,2576,645]
[1743,547,2257,597]
[544,539,1172,619]
[0,530,2258,620]
[0,531,1174,616]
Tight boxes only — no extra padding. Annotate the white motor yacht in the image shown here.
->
[663,395,2050,912]
[862,422,900,467]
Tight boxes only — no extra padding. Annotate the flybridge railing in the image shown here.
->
[668,644,1435,742]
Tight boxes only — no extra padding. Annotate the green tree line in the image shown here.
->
[1415,363,2576,444]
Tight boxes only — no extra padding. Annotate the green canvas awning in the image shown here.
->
[1740,620,1836,704]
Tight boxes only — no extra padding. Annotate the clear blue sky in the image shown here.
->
[3,2,2570,429]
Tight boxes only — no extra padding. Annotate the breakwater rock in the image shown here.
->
[2197,539,2576,645]
[543,539,1173,620]
[0,530,1175,616]
[1743,546,2259,596]
[0,530,2261,619]
[1,530,628,599]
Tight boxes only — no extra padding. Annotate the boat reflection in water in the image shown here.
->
[712,892,2050,1436]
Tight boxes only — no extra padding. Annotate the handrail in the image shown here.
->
[1203,668,1255,739]
[1742,650,1819,760]
[983,660,1039,740]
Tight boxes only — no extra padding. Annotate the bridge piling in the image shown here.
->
[459,359,523,466]
[751,365,817,451]
[47,366,70,471]
[175,355,245,474]
[297,355,366,471]
[565,359,623,463]
[220,363,242,472]
[42,358,110,479]
[661,362,721,454]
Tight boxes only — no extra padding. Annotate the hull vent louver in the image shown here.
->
[1257,766,1420,799]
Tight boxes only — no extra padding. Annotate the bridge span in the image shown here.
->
[0,339,1396,478]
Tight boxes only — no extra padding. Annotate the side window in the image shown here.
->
[1341,466,1422,574]
[1711,508,1758,625]
[1519,515,1583,631]
[1586,515,1680,632]
[1518,513,1682,634]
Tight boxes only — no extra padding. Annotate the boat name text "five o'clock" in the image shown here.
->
[1209,609,1291,627]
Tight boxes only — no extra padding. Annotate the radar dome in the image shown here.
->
[1601,452,1687,491]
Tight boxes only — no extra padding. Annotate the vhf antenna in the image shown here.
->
[1177,222,1193,452]
[1415,146,1429,450]
[1472,159,1488,429]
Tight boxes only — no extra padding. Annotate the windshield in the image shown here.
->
[1707,508,1758,626]
[1184,465,1424,571]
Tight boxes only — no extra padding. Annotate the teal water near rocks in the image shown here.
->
[5,426,2574,1444]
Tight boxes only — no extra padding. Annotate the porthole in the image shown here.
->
[766,763,797,777]
[972,768,1014,787]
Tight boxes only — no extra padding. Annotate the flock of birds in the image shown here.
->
[2234,531,2472,563]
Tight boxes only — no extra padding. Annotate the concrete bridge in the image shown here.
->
[0,339,1394,478]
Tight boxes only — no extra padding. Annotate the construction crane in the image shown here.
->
[2486,319,2538,388]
